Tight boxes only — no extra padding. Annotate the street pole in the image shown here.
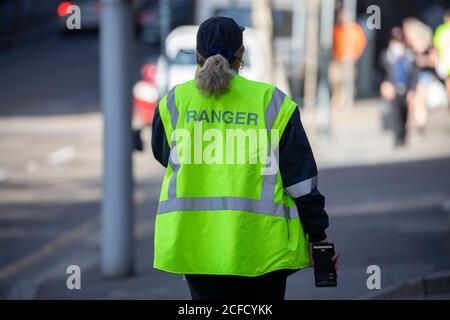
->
[317,0,335,134]
[100,0,134,277]
[159,0,170,57]
[290,0,306,103]
[158,0,170,93]
[343,0,357,108]
[251,0,274,84]
[357,23,376,97]
[303,0,319,108]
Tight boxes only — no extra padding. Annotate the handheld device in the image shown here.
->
[312,243,337,287]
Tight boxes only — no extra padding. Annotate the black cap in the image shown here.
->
[196,17,245,62]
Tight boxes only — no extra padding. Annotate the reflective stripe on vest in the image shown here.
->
[166,86,179,200]
[157,85,299,219]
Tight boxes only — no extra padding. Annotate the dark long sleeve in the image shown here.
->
[279,108,329,242]
[151,106,170,168]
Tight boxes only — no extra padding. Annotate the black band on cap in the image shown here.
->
[208,45,233,61]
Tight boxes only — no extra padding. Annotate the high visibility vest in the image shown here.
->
[434,22,450,76]
[154,75,310,276]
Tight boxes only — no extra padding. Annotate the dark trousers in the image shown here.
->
[185,270,288,300]
[391,93,408,144]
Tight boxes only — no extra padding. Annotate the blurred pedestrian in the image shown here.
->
[329,9,367,108]
[151,17,338,300]
[380,27,415,146]
[403,17,436,133]
[434,9,450,98]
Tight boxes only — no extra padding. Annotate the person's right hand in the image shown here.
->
[308,239,340,276]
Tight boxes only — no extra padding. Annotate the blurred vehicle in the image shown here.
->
[135,0,160,45]
[135,0,195,45]
[56,0,162,35]
[57,0,100,31]
[132,25,266,126]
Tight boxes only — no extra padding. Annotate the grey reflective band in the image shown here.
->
[158,197,299,220]
[260,146,278,202]
[167,86,179,130]
[167,86,180,198]
[259,87,286,202]
[264,87,286,130]
[284,175,318,198]
[167,149,179,198]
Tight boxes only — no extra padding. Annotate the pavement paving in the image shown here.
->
[1,34,450,300]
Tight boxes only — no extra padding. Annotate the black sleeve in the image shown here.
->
[151,106,170,168]
[379,49,388,80]
[279,108,329,242]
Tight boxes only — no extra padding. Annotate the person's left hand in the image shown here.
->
[380,81,396,101]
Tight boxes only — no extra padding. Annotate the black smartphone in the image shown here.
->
[312,243,337,287]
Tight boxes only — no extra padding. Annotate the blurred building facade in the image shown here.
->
[195,0,450,104]
[2,0,450,103]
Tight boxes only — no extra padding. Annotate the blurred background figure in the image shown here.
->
[434,9,450,97]
[380,27,415,146]
[403,17,436,133]
[329,7,366,108]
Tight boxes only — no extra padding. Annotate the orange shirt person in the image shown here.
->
[332,21,367,62]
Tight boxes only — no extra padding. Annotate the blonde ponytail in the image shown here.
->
[195,54,235,97]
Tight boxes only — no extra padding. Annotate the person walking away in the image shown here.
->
[403,18,436,133]
[380,27,415,146]
[151,17,339,300]
[329,9,367,108]
[434,10,450,99]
